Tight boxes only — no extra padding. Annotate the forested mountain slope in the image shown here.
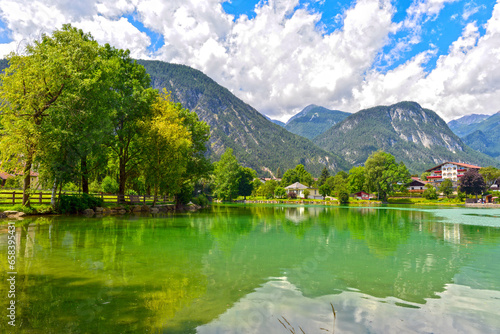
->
[284,105,350,140]
[459,112,500,160]
[138,60,348,175]
[314,101,499,172]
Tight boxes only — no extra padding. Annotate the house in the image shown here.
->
[425,162,481,185]
[351,191,371,200]
[259,177,282,183]
[408,177,427,192]
[284,182,322,199]
[0,171,14,187]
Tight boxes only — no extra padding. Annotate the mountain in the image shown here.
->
[460,112,500,160]
[284,105,350,140]
[270,119,285,127]
[313,101,500,173]
[137,60,348,176]
[447,114,490,137]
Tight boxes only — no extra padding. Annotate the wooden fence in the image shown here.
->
[0,192,169,206]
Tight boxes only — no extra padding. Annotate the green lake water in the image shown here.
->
[1,204,500,333]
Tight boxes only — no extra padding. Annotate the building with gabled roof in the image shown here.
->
[284,182,322,199]
[425,162,481,185]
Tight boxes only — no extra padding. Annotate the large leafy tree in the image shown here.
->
[460,169,486,199]
[213,148,241,201]
[141,90,192,206]
[479,166,500,189]
[238,167,257,200]
[104,46,157,199]
[0,25,105,205]
[347,166,366,193]
[364,151,411,201]
[439,179,454,198]
[281,164,313,187]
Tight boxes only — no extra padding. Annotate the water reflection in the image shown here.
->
[0,205,499,333]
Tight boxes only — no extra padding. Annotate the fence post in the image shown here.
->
[39,192,42,204]
[12,191,15,205]
[143,194,146,204]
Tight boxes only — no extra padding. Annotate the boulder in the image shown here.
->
[150,207,159,214]
[132,205,142,212]
[95,207,104,213]
[83,208,95,215]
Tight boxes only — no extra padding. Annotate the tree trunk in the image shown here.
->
[51,179,58,207]
[153,186,158,207]
[22,154,33,206]
[118,158,126,203]
[81,156,89,194]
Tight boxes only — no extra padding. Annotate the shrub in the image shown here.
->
[274,186,287,199]
[287,192,297,199]
[126,189,138,195]
[63,182,79,192]
[338,191,349,204]
[423,184,438,200]
[4,177,21,189]
[101,176,119,194]
[11,205,37,215]
[57,193,104,214]
[303,189,310,199]
[89,180,101,193]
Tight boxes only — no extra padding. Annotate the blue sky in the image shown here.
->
[0,0,499,121]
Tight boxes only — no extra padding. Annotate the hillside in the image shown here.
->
[137,60,348,176]
[284,105,350,140]
[314,101,499,172]
[460,112,500,160]
[447,114,490,137]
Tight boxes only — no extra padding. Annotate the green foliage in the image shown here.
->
[259,180,278,199]
[423,184,438,200]
[420,172,430,181]
[364,151,411,201]
[89,180,101,193]
[284,105,350,140]
[318,167,330,186]
[287,192,297,199]
[238,167,257,198]
[347,166,366,193]
[62,182,78,192]
[479,166,500,188]
[192,194,209,207]
[439,179,454,198]
[101,176,119,194]
[11,205,37,215]
[3,177,21,189]
[281,164,313,187]
[57,193,103,214]
[303,189,310,199]
[338,191,350,203]
[274,186,287,199]
[176,182,194,205]
[319,183,331,198]
[213,148,241,201]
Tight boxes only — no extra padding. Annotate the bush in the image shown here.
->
[57,193,104,214]
[287,192,297,199]
[4,177,21,189]
[101,176,119,194]
[89,180,101,193]
[63,182,79,192]
[303,189,310,199]
[274,186,287,199]
[192,194,209,207]
[423,185,438,200]
[126,189,138,195]
[338,191,349,204]
[11,205,37,215]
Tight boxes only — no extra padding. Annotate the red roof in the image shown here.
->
[425,162,481,172]
[0,171,14,180]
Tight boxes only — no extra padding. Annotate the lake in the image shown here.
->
[1,204,500,333]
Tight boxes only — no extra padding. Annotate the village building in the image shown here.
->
[425,162,481,186]
[350,191,372,200]
[0,171,14,187]
[284,182,322,199]
[407,177,427,193]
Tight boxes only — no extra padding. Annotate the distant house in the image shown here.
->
[0,171,14,187]
[259,177,282,183]
[408,177,427,192]
[351,191,371,200]
[284,182,322,199]
[425,162,481,185]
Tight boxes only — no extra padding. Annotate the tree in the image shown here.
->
[319,183,331,198]
[259,180,278,199]
[0,25,105,205]
[276,167,282,179]
[141,90,192,205]
[423,184,438,200]
[281,164,313,187]
[238,167,257,200]
[274,186,287,199]
[303,189,310,199]
[318,167,330,186]
[213,149,241,201]
[420,172,430,181]
[364,151,411,202]
[347,166,366,194]
[439,179,454,198]
[460,169,486,199]
[104,46,156,200]
[479,166,500,188]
